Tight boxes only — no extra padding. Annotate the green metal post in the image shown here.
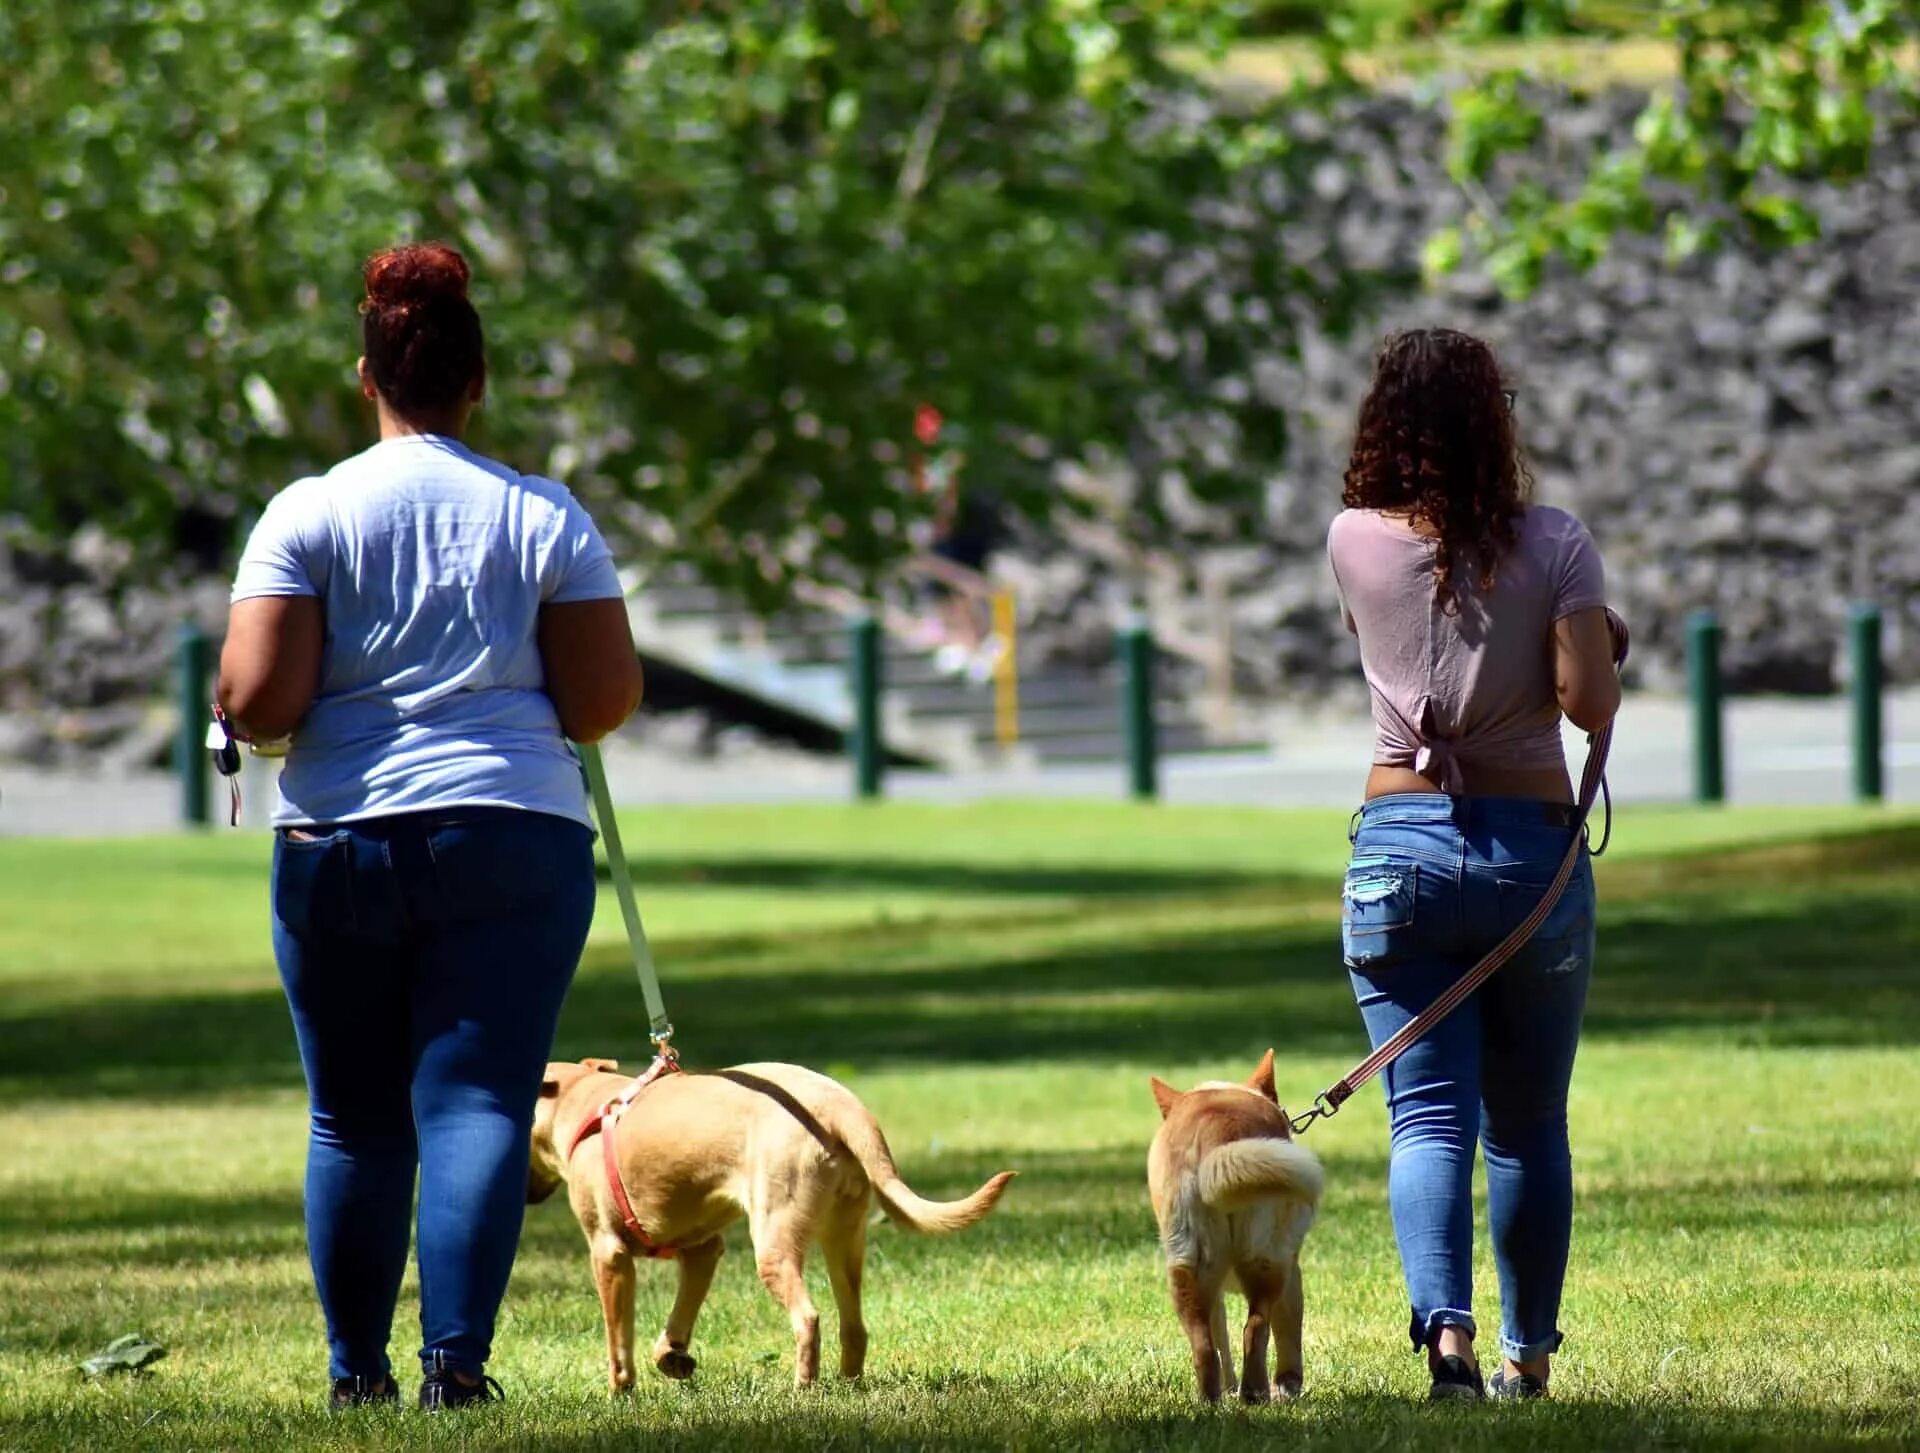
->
[1120,621,1159,802]
[1686,609,1725,805]
[178,624,211,827]
[1849,602,1884,802]
[848,613,883,800]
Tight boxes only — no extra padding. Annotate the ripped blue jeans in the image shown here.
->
[1342,794,1596,1365]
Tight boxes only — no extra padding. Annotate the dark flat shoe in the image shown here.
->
[328,1373,398,1411]
[419,1368,504,1411]
[1489,1367,1548,1400]
[1428,1353,1485,1403]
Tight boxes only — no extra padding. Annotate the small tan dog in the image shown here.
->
[1147,1050,1324,1404]
[529,1057,1014,1391]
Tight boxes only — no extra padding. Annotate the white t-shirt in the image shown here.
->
[231,433,624,829]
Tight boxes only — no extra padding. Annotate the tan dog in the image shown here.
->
[530,1057,1014,1391]
[1147,1050,1324,1404]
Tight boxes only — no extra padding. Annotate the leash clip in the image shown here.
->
[649,1027,679,1071]
[1289,1090,1341,1137]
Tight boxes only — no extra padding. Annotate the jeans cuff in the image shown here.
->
[1408,1307,1477,1353]
[423,1347,484,1377]
[1500,1328,1565,1363]
[329,1354,392,1380]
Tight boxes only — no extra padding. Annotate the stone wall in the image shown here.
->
[6,88,1919,764]
[1005,90,1920,700]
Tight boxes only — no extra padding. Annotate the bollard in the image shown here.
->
[1686,609,1725,804]
[1849,602,1884,802]
[848,613,883,800]
[177,625,212,827]
[1119,620,1159,802]
[992,590,1019,751]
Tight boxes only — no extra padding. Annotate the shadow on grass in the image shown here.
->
[0,1188,307,1278]
[0,1384,1900,1453]
[596,856,1283,898]
[3,827,1918,1104]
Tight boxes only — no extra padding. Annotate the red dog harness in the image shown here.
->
[563,1053,682,1259]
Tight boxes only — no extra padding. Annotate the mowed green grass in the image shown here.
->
[2,802,1918,1451]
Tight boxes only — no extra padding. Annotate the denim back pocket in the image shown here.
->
[1495,867,1595,979]
[1342,858,1420,968]
[271,829,357,937]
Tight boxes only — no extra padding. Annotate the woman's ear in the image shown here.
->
[356,356,377,401]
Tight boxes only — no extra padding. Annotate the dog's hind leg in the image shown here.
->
[820,1193,870,1380]
[591,1238,639,1395]
[750,1187,827,1387]
[1168,1264,1225,1403]
[1271,1256,1304,1401]
[1210,1294,1236,1393]
[653,1235,724,1381]
[1235,1267,1286,1405]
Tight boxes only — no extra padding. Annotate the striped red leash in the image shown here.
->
[1290,612,1628,1137]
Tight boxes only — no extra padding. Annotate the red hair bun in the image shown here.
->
[362,242,471,312]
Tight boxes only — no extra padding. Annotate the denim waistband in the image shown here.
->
[1353,793,1580,833]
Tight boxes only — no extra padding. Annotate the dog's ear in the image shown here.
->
[1150,1077,1181,1119]
[581,1057,621,1073]
[1246,1049,1277,1103]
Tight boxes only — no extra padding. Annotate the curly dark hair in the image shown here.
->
[1341,328,1532,611]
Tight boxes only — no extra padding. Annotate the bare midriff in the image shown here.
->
[1364,761,1574,805]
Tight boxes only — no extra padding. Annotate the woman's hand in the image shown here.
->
[1553,606,1623,733]
[218,596,325,742]
[538,598,644,743]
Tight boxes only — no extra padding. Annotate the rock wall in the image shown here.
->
[1008,90,1920,700]
[6,88,1920,766]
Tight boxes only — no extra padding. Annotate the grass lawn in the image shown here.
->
[2,801,1918,1450]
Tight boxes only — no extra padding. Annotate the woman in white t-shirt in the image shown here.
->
[219,242,643,1412]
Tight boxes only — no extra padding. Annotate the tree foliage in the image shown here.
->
[3,0,1368,600]
[2,1,1916,598]
[1435,0,1920,294]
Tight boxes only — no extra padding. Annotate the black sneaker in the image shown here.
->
[1489,1367,1548,1400]
[418,1367,504,1411]
[1428,1353,1485,1403]
[328,1373,399,1411]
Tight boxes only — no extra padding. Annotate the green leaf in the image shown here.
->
[1421,225,1465,282]
[81,1334,167,1378]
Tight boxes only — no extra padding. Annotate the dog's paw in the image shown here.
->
[1273,1372,1303,1403]
[1239,1384,1272,1406]
[653,1347,697,1381]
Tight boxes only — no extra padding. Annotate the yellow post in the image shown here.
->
[992,590,1019,750]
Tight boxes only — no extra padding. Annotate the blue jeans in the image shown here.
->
[271,805,596,1380]
[1342,794,1596,1364]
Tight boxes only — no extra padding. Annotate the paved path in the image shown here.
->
[3,691,1915,837]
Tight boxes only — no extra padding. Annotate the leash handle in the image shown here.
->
[1293,613,1628,1136]
[577,741,675,1048]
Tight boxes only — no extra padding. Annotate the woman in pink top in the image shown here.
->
[1327,329,1622,1403]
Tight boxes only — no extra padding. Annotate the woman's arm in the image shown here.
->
[218,596,325,741]
[1552,605,1623,733]
[538,597,645,743]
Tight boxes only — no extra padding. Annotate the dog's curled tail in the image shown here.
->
[824,1099,1015,1234]
[1197,1136,1324,1212]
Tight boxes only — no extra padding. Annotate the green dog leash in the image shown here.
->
[576,741,676,1056]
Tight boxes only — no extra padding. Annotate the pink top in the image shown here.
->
[1328,506,1607,789]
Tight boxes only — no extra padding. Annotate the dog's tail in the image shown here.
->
[1197,1136,1324,1212]
[821,1096,1015,1235]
